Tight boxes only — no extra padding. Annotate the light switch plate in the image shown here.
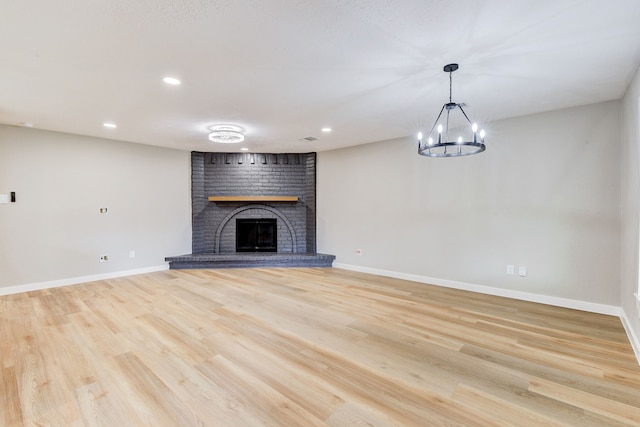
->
[0,194,8,204]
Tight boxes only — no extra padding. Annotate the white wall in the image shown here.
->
[0,125,192,289]
[318,101,621,306]
[621,65,640,357]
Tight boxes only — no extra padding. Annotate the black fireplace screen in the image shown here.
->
[236,218,277,252]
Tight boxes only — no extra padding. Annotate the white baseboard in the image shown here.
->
[333,263,622,316]
[0,264,170,296]
[620,308,640,366]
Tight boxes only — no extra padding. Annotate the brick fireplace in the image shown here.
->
[165,152,334,269]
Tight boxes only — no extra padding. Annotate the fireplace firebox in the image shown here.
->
[236,219,277,252]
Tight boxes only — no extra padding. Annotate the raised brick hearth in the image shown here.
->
[165,253,335,269]
[165,151,334,269]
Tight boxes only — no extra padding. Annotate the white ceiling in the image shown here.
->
[1,0,639,153]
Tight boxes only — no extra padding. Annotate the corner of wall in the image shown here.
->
[620,303,640,366]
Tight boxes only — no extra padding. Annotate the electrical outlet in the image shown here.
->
[99,255,109,263]
[507,264,515,275]
[518,266,527,277]
[129,251,135,259]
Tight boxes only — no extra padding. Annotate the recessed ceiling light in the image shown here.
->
[103,122,117,128]
[240,147,249,151]
[321,127,332,132]
[163,77,181,85]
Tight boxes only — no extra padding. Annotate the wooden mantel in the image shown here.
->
[208,196,299,202]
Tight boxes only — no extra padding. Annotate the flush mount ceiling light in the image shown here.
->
[418,64,486,157]
[103,122,117,128]
[208,125,245,144]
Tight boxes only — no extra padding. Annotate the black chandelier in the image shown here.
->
[418,64,486,157]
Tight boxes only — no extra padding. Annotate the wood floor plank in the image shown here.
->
[112,351,201,426]
[75,380,142,427]
[452,383,576,427]
[1,267,639,426]
[529,377,640,425]
[203,315,346,421]
[196,355,329,427]
[1,367,24,427]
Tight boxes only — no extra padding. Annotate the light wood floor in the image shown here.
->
[1,268,639,426]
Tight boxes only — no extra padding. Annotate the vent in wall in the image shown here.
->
[299,136,318,142]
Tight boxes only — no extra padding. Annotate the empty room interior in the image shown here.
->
[2,1,640,426]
